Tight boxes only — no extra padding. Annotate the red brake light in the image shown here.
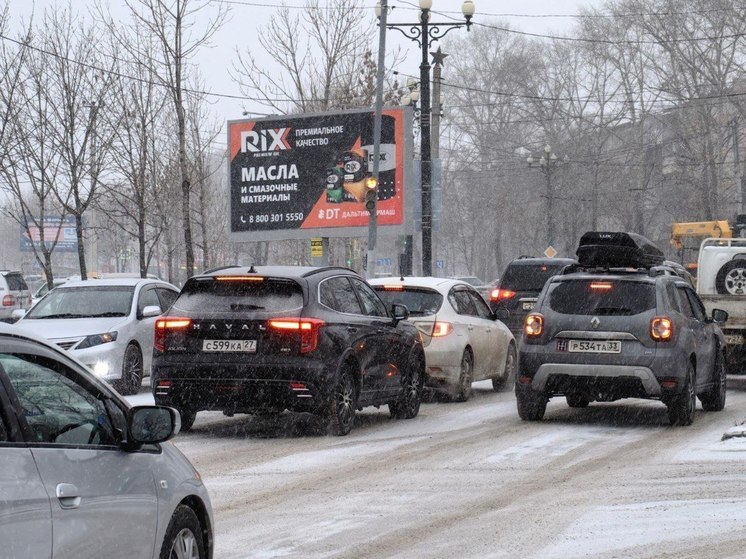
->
[215,276,264,282]
[490,289,516,301]
[431,322,453,337]
[2,295,14,307]
[651,316,673,341]
[590,282,613,290]
[154,317,192,352]
[268,318,325,353]
[525,313,544,337]
[383,285,404,291]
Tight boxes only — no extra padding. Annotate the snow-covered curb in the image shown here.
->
[721,421,746,441]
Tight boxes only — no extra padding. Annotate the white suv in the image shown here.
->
[0,271,31,322]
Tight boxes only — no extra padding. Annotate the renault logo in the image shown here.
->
[591,317,600,329]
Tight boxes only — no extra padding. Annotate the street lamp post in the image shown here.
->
[376,0,475,276]
[527,144,564,249]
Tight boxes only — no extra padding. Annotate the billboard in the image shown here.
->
[20,216,78,253]
[228,107,413,241]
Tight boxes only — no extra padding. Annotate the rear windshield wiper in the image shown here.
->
[230,303,265,311]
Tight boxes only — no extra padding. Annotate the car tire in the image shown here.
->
[516,387,547,421]
[453,349,474,402]
[667,362,696,426]
[326,368,356,436]
[159,504,206,559]
[389,351,425,419]
[116,344,143,396]
[700,351,727,412]
[177,408,197,432]
[566,392,590,408]
[716,260,746,295]
[492,343,517,392]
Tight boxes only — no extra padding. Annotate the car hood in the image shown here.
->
[14,316,129,340]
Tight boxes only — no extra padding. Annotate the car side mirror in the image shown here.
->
[141,305,162,319]
[11,309,26,320]
[127,406,179,446]
[711,308,729,324]
[391,303,409,323]
[493,308,509,321]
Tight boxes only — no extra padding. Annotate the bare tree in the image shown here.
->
[117,0,228,278]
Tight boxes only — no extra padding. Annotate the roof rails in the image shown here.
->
[301,266,355,278]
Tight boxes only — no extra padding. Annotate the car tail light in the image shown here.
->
[382,284,404,291]
[268,318,325,353]
[651,316,673,342]
[431,321,453,337]
[154,317,192,352]
[590,282,613,290]
[525,313,544,337]
[2,294,15,307]
[215,276,264,282]
[490,288,516,302]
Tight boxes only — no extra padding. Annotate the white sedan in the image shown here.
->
[370,277,516,401]
[13,278,179,395]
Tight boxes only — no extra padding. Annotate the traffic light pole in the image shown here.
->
[367,0,388,279]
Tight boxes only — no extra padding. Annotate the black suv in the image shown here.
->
[489,257,576,337]
[517,232,728,426]
[151,266,425,436]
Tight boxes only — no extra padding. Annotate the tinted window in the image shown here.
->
[469,291,493,319]
[351,279,388,317]
[677,286,697,319]
[665,283,681,314]
[4,273,28,291]
[156,288,178,311]
[450,289,478,316]
[26,286,134,319]
[175,277,303,313]
[684,288,706,321]
[500,263,569,291]
[548,280,656,315]
[0,353,117,446]
[374,287,443,317]
[320,277,362,314]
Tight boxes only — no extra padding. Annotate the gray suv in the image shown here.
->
[517,232,728,426]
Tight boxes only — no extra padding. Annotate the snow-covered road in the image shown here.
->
[129,377,746,559]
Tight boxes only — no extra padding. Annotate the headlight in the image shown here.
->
[77,331,118,350]
[92,361,110,377]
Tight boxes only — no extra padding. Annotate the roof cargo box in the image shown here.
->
[576,231,664,268]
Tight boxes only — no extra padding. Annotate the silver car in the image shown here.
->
[0,323,213,558]
[370,277,517,401]
[13,278,179,395]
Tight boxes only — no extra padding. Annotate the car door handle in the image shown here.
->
[56,483,81,509]
[347,326,358,333]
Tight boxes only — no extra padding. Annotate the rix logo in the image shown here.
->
[241,128,292,153]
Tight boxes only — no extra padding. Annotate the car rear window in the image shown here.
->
[500,263,569,291]
[4,273,28,291]
[174,277,303,313]
[548,280,656,315]
[373,286,443,316]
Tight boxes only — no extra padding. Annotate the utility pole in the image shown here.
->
[367,0,388,279]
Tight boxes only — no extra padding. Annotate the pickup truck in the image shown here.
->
[697,238,746,373]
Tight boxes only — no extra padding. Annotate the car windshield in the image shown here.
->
[548,280,656,315]
[25,286,134,319]
[500,263,571,291]
[373,286,443,317]
[174,277,303,313]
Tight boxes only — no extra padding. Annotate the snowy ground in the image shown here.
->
[128,377,746,559]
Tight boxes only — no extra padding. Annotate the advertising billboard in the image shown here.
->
[20,216,78,253]
[228,107,413,241]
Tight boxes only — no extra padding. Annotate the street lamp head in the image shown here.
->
[375,1,381,17]
[550,153,558,161]
[406,76,418,90]
[527,156,534,164]
[410,89,420,103]
[402,94,412,106]
[539,156,547,166]
[544,144,552,154]
[419,0,433,10]
[462,0,475,28]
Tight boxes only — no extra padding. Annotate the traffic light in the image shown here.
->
[364,176,377,213]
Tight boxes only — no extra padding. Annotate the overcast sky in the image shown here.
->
[4,0,605,138]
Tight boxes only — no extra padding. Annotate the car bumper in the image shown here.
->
[519,343,688,398]
[423,340,464,390]
[68,343,127,382]
[151,358,332,414]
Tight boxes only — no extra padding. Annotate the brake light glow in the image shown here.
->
[490,289,516,301]
[431,322,453,337]
[2,295,14,307]
[383,284,404,291]
[268,318,325,353]
[215,276,264,282]
[525,313,544,337]
[154,317,192,352]
[651,316,673,341]
[590,282,613,290]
